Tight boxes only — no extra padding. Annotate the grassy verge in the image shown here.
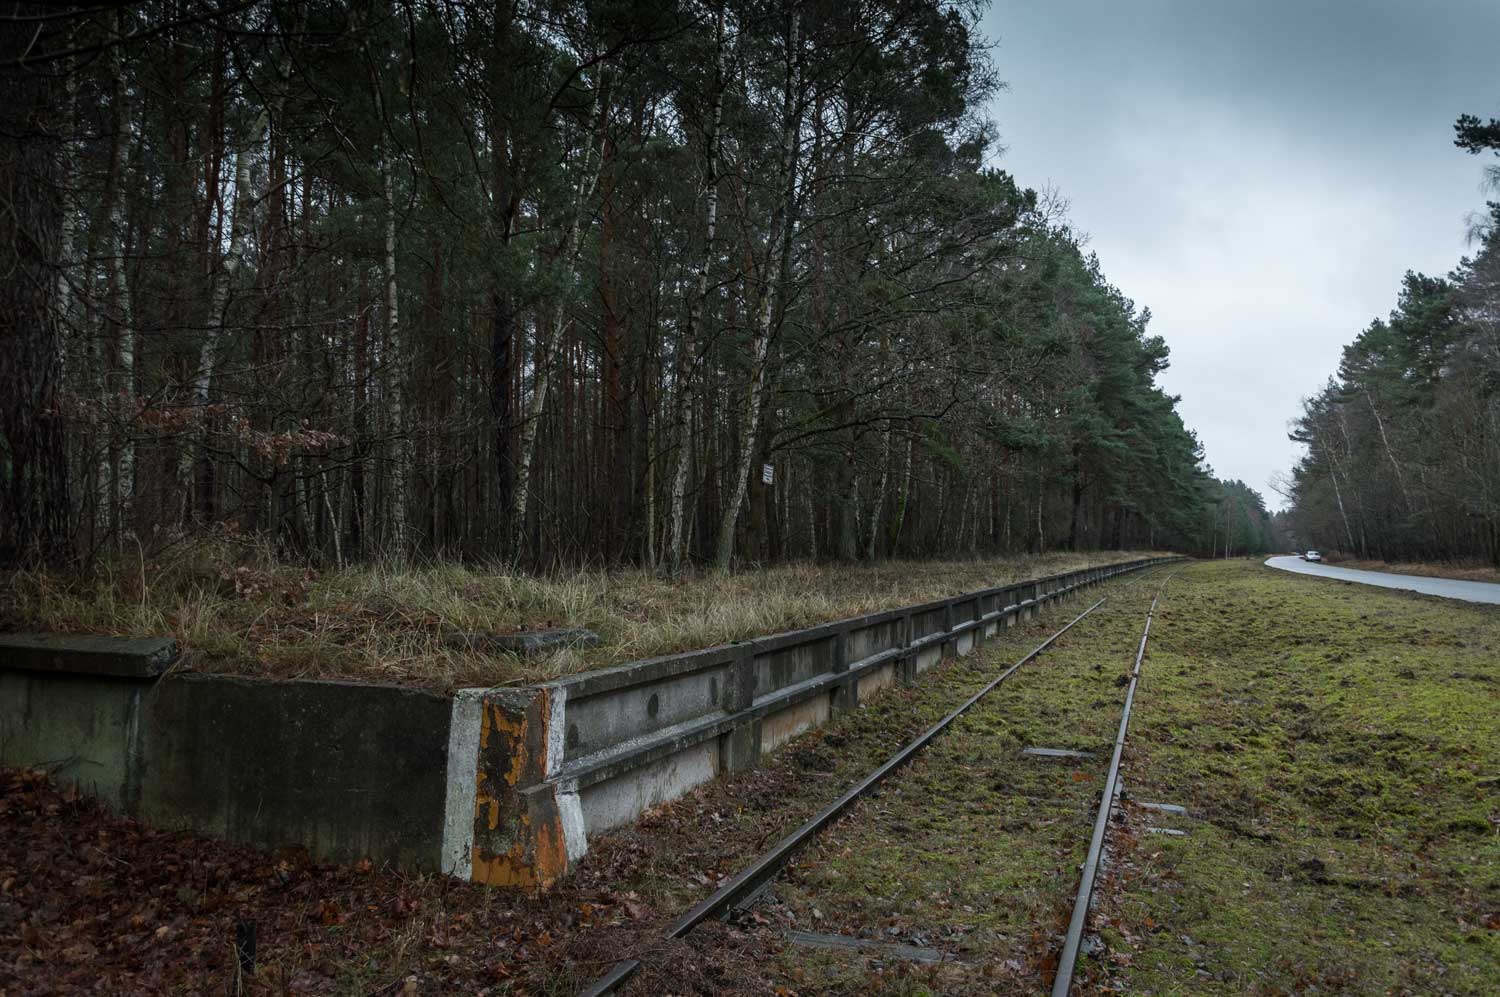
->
[1094,560,1500,994]
[0,540,1153,690]
[1323,556,1500,585]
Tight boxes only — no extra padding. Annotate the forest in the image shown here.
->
[1286,110,1500,566]
[1,0,1231,573]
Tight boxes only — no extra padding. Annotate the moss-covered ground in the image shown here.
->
[1095,560,1500,995]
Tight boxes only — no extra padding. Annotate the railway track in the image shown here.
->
[580,569,1175,996]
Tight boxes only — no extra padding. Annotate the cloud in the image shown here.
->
[981,0,1500,506]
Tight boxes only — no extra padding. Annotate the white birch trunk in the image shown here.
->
[1364,390,1413,512]
[384,159,407,552]
[668,7,727,573]
[713,5,802,571]
[865,426,891,560]
[177,103,271,516]
[1315,424,1358,554]
[177,41,294,521]
[108,40,136,534]
[513,84,608,542]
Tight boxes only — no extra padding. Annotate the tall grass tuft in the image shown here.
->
[1,541,1157,691]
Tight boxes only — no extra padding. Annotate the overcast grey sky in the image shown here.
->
[980,0,1500,508]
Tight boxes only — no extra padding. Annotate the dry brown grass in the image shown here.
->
[0,540,1159,691]
[1324,555,1500,585]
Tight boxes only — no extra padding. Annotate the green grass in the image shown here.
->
[1097,560,1500,995]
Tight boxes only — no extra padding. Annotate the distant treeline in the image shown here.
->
[3,1,1224,571]
[1288,108,1500,564]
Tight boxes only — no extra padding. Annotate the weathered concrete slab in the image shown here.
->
[1145,826,1188,836]
[785,929,959,964]
[459,686,575,887]
[755,634,836,698]
[2,668,454,872]
[1023,746,1096,760]
[1138,801,1189,815]
[140,675,451,871]
[856,662,896,702]
[0,670,144,808]
[761,695,830,754]
[445,627,599,657]
[562,660,731,760]
[912,644,943,676]
[578,740,718,836]
[0,634,178,678]
[846,619,901,664]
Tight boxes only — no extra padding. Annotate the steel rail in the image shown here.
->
[580,594,1113,997]
[1050,582,1170,997]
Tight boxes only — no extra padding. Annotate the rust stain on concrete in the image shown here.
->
[467,689,568,888]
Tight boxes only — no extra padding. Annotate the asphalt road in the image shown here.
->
[1264,555,1500,605]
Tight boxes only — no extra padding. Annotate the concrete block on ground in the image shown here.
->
[1,634,178,678]
[1022,746,1096,760]
[1138,801,1189,815]
[445,627,599,657]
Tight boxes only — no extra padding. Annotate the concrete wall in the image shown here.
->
[0,556,1177,888]
[513,557,1178,883]
[0,659,453,871]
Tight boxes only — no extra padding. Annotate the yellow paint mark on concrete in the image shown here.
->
[467,690,567,889]
[474,768,500,831]
[469,809,566,889]
[482,700,531,787]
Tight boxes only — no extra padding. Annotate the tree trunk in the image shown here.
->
[668,7,726,573]
[383,159,407,554]
[714,4,803,572]
[0,18,72,565]
[513,83,608,549]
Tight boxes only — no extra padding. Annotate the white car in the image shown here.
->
[1303,550,1323,562]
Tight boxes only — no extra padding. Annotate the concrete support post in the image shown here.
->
[459,686,578,889]
[719,644,760,774]
[941,602,957,661]
[898,612,917,686]
[829,630,856,715]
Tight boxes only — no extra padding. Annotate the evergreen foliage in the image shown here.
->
[1,1,1212,568]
